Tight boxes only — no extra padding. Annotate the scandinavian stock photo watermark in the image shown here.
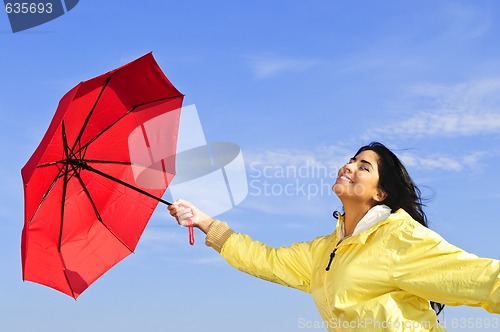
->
[248,161,336,200]
[248,160,368,200]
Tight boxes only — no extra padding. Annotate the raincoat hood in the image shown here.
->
[337,204,391,242]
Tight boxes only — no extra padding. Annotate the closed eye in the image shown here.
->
[350,157,373,171]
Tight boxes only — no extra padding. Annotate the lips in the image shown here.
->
[338,175,353,183]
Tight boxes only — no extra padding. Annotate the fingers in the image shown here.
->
[168,199,185,214]
[167,199,213,230]
[168,199,194,226]
[172,198,190,208]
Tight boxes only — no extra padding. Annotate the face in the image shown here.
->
[332,149,386,205]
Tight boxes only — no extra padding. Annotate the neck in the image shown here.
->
[342,201,375,237]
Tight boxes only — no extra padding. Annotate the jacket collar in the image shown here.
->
[336,204,392,244]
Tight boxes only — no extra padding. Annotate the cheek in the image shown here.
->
[355,172,378,186]
[354,172,369,181]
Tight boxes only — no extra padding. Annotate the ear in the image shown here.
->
[373,188,387,202]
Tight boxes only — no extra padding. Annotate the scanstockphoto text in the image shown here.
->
[297,317,433,330]
[297,317,499,330]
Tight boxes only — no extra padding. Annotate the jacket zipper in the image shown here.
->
[325,248,337,271]
[325,238,346,271]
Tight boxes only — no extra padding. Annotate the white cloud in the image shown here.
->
[245,143,487,176]
[389,112,500,138]
[140,228,185,245]
[247,55,320,79]
[379,79,500,138]
[399,151,486,172]
[245,144,352,174]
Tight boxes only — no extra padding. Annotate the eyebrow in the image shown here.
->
[350,157,374,169]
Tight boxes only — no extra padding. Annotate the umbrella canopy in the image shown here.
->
[21,53,183,298]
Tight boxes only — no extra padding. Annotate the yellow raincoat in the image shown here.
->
[205,208,500,331]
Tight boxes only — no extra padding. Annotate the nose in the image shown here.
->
[338,163,352,178]
[343,162,354,174]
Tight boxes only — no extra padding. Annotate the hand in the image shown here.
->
[168,199,213,232]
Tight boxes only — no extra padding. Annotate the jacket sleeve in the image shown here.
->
[388,221,500,313]
[205,220,315,293]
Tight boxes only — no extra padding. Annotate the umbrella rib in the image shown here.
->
[57,164,77,299]
[76,94,182,155]
[37,160,65,168]
[61,258,77,300]
[58,121,73,251]
[71,75,113,152]
[72,59,181,152]
[132,94,183,111]
[58,166,69,252]
[27,166,65,226]
[83,160,158,171]
[77,109,133,154]
[160,159,169,187]
[28,123,73,227]
[84,160,160,171]
[84,160,134,166]
[69,163,135,254]
[68,165,134,252]
[66,118,135,253]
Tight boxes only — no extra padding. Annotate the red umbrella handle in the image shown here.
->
[187,217,195,245]
[176,203,195,245]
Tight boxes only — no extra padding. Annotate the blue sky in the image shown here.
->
[1,1,500,331]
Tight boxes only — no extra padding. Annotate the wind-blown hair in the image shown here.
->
[354,142,427,226]
[354,142,444,316]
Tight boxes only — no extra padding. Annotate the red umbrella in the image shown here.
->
[21,53,184,298]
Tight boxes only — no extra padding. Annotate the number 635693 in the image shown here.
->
[5,2,53,14]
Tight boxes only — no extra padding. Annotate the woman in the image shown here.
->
[168,142,500,331]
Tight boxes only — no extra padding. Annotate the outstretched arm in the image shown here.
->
[388,221,500,313]
[167,199,315,293]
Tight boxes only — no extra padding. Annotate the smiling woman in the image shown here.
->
[168,141,499,332]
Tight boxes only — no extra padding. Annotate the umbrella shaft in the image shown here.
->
[83,163,171,206]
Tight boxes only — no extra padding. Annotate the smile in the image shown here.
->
[338,175,353,183]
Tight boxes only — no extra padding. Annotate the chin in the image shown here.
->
[332,183,344,197]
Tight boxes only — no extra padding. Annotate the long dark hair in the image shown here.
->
[354,142,427,226]
[354,142,445,316]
